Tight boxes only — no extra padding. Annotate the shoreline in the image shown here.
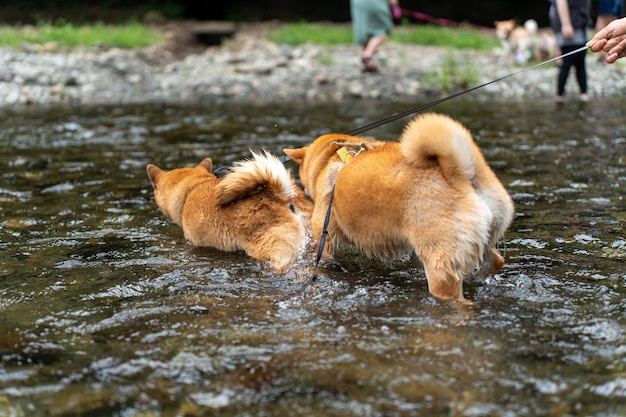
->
[2,23,626,108]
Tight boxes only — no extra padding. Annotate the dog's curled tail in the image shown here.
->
[400,113,481,185]
[216,150,296,206]
[524,19,538,35]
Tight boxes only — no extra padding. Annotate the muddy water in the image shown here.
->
[0,99,625,416]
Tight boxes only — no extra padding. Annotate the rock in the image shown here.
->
[0,23,625,108]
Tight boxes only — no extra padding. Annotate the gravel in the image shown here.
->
[2,23,625,108]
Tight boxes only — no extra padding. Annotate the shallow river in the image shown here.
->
[0,98,625,416]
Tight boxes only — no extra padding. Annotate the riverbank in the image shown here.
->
[2,22,626,108]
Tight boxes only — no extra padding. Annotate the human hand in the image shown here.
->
[600,34,626,63]
[588,17,626,63]
[561,22,574,39]
[392,5,402,19]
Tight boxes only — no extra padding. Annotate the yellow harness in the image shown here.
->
[335,142,367,164]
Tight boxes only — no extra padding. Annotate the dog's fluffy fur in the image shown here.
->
[283,113,514,302]
[146,151,313,273]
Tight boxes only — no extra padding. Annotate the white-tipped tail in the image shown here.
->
[216,150,295,206]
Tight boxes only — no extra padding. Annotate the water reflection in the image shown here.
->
[0,99,625,416]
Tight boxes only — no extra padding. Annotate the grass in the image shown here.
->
[422,51,479,92]
[266,21,499,50]
[0,20,162,49]
[0,20,498,51]
[232,23,338,65]
[265,22,353,46]
[392,23,499,49]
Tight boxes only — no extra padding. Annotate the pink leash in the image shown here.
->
[396,7,492,31]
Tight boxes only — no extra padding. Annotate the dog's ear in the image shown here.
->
[197,158,213,172]
[146,164,163,188]
[282,147,307,164]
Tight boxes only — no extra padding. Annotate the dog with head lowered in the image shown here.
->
[146,151,313,273]
[283,113,514,303]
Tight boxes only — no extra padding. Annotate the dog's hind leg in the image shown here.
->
[421,263,467,303]
[472,246,505,279]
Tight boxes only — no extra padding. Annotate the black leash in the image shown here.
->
[344,45,589,136]
[279,45,588,165]
[298,185,335,292]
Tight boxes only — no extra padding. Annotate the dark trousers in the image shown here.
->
[557,45,588,96]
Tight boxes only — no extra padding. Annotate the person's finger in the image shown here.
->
[587,39,607,52]
[604,40,617,52]
[607,35,626,57]
[594,27,612,41]
[602,34,624,52]
[606,52,619,63]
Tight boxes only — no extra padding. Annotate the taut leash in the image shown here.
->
[396,7,492,31]
[345,45,589,136]
[280,45,589,161]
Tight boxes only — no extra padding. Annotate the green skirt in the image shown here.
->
[350,0,393,45]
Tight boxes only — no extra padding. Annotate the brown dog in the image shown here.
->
[495,18,539,64]
[494,19,560,64]
[146,151,313,273]
[283,113,514,302]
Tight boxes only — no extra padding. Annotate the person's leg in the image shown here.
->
[557,46,576,100]
[362,33,387,59]
[361,33,387,72]
[574,47,589,100]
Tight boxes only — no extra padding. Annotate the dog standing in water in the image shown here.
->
[146,151,313,273]
[284,113,514,303]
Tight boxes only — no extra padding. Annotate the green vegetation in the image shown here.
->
[392,23,499,49]
[0,21,162,49]
[265,22,353,46]
[266,22,499,50]
[0,20,498,51]
[317,53,335,66]
[423,51,479,92]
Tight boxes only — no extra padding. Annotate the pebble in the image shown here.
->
[1,28,625,108]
